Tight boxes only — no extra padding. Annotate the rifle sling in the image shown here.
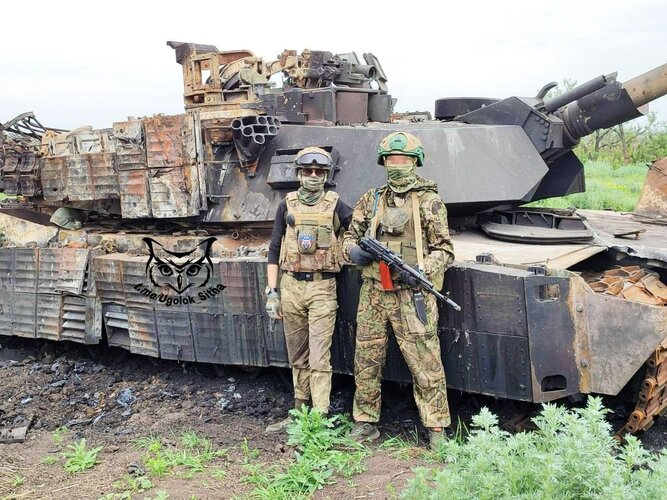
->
[412,191,425,272]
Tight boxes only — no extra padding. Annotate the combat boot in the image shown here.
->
[265,398,309,433]
[428,427,454,451]
[348,422,380,443]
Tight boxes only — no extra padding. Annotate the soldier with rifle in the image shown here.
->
[342,132,456,449]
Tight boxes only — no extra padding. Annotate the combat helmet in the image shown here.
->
[50,207,84,230]
[377,131,425,166]
[294,146,333,171]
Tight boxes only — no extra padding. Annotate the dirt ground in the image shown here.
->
[1,337,666,500]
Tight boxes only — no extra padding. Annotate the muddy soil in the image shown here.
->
[1,336,666,499]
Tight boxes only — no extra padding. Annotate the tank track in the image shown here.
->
[621,339,667,434]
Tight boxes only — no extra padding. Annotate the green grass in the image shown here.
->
[240,437,260,464]
[402,397,667,499]
[109,475,153,496]
[242,407,369,499]
[527,161,648,212]
[41,455,59,465]
[379,430,424,460]
[144,491,169,500]
[133,430,227,479]
[62,438,103,474]
[11,474,25,488]
[52,426,69,447]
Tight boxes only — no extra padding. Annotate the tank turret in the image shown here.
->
[436,64,667,202]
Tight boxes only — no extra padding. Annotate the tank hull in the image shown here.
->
[0,210,665,407]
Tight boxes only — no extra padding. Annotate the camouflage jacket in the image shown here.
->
[342,175,455,285]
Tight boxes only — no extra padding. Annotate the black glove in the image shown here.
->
[349,245,373,266]
[399,268,420,288]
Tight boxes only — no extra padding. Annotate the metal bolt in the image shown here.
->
[580,359,589,368]
[576,304,584,312]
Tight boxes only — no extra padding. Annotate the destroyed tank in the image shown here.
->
[1,42,666,434]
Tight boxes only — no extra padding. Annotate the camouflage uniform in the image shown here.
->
[279,190,343,411]
[342,176,455,428]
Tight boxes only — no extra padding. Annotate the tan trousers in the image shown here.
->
[280,273,338,411]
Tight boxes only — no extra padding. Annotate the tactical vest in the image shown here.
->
[279,191,342,273]
[362,190,431,288]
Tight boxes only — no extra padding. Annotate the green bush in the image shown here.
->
[245,407,368,499]
[402,397,667,499]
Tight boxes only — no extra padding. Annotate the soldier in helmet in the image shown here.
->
[264,146,352,433]
[342,131,455,449]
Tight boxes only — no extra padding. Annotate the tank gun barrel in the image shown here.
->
[622,63,667,108]
[560,63,667,143]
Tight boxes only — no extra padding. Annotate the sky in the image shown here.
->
[1,0,665,130]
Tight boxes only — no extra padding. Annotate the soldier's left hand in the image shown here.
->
[398,268,420,288]
[265,290,283,320]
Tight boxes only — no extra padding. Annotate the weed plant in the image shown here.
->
[527,161,648,212]
[100,475,154,499]
[244,407,369,499]
[11,475,25,488]
[112,475,153,494]
[402,397,667,499]
[240,438,261,464]
[52,426,69,447]
[143,491,169,500]
[41,455,59,465]
[133,431,227,478]
[379,430,424,460]
[62,438,103,474]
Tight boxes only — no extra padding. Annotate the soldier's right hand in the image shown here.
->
[349,245,373,266]
[265,289,282,320]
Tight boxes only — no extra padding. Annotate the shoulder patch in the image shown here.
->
[431,199,445,215]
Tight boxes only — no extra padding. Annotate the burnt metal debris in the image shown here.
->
[1,43,667,434]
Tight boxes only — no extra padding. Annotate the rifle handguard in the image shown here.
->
[359,236,461,311]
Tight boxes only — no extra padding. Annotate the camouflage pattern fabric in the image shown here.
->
[343,174,454,428]
[342,175,454,290]
[280,272,338,411]
[352,281,451,428]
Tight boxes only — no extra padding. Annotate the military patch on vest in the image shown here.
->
[297,229,317,254]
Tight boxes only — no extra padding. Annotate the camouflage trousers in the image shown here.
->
[281,273,338,411]
[353,280,451,428]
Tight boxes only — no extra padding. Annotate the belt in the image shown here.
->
[288,272,336,282]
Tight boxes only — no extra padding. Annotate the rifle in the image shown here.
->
[359,236,461,312]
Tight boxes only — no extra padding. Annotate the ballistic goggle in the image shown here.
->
[294,152,332,168]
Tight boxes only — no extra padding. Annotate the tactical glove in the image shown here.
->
[349,245,373,266]
[265,289,282,320]
[398,268,420,288]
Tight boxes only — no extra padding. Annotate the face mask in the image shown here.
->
[385,162,417,193]
[297,172,326,205]
[299,172,326,192]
